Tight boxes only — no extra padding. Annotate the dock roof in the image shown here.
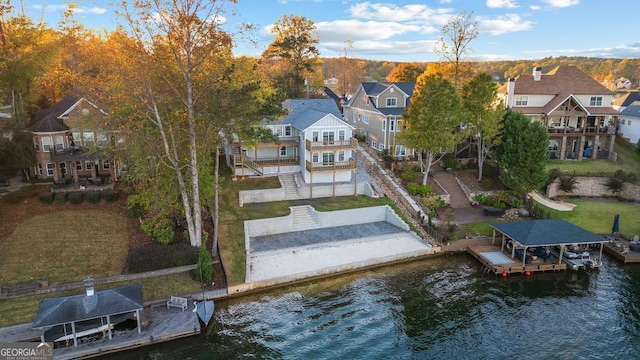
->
[491,219,605,247]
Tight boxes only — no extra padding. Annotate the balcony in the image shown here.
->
[547,126,615,136]
[305,159,356,172]
[305,138,358,151]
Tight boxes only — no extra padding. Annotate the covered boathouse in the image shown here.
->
[32,284,143,347]
[469,219,607,275]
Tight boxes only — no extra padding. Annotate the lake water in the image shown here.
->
[106,254,640,359]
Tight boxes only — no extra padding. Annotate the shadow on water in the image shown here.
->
[103,254,640,359]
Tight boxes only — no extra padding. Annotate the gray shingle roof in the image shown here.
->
[620,104,640,118]
[269,98,343,130]
[27,113,69,133]
[498,66,612,95]
[613,92,640,107]
[491,219,605,247]
[32,284,143,328]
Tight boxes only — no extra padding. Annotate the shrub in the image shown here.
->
[400,169,417,182]
[607,170,638,193]
[127,242,199,273]
[472,193,486,203]
[480,178,493,190]
[510,198,524,209]
[406,182,435,197]
[102,189,119,202]
[195,240,214,283]
[86,191,101,203]
[39,193,54,203]
[141,217,175,245]
[424,196,446,209]
[125,202,145,218]
[558,176,577,192]
[54,192,67,204]
[68,192,84,204]
[441,153,462,171]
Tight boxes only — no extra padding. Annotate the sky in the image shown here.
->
[19,0,640,62]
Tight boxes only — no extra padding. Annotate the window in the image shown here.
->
[395,145,407,156]
[312,152,319,163]
[85,160,93,170]
[339,130,345,141]
[338,150,345,161]
[312,131,319,142]
[386,98,397,107]
[397,120,405,132]
[323,131,335,143]
[60,162,67,175]
[97,133,108,147]
[33,137,39,152]
[285,126,291,136]
[83,131,95,147]
[46,163,54,176]
[515,96,528,106]
[371,141,377,149]
[621,119,626,125]
[76,161,83,171]
[37,164,43,175]
[55,135,64,151]
[628,120,632,125]
[42,137,52,152]
[382,120,386,131]
[352,113,356,122]
[357,114,361,122]
[71,130,81,148]
[280,146,286,156]
[103,161,110,170]
[322,152,334,164]
[390,120,395,132]
[363,115,369,124]
[590,96,603,106]
[378,143,384,151]
[274,126,283,136]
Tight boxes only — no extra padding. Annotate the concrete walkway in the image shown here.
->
[0,174,35,197]
[529,191,577,211]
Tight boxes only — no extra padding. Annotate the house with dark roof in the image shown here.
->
[229,98,357,184]
[497,66,619,161]
[342,82,415,158]
[618,104,640,144]
[612,91,640,112]
[27,96,124,183]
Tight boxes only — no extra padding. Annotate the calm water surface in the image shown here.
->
[108,254,640,359]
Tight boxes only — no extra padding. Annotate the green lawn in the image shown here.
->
[542,199,640,239]
[0,210,130,286]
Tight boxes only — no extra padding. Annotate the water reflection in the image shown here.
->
[105,254,640,359]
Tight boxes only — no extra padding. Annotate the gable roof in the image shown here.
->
[491,219,605,247]
[361,82,415,98]
[620,104,640,119]
[28,113,69,133]
[613,92,640,108]
[498,66,612,95]
[270,98,345,130]
[32,284,143,329]
[31,96,82,124]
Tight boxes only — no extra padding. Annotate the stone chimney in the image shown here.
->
[506,77,516,108]
[532,66,542,81]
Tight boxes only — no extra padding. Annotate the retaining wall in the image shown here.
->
[547,177,640,201]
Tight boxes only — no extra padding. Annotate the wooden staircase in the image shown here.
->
[233,146,263,176]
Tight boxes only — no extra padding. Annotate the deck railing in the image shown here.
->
[305,138,358,150]
[305,159,356,172]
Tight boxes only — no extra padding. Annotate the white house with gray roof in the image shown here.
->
[618,104,640,144]
[230,98,357,184]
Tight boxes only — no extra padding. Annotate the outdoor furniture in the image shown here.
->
[167,296,188,311]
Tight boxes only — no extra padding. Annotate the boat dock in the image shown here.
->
[603,237,640,263]
[468,244,567,276]
[53,304,200,360]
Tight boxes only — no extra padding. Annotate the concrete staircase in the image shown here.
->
[279,173,302,200]
[290,206,319,231]
[433,168,470,209]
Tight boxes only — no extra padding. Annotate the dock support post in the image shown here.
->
[71,321,78,347]
[136,309,142,334]
[106,315,112,339]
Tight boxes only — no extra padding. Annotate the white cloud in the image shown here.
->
[348,2,453,25]
[542,0,580,8]
[324,39,438,57]
[34,4,107,15]
[530,5,541,10]
[316,20,422,42]
[478,14,534,35]
[486,0,518,9]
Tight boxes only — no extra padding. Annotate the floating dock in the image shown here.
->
[53,304,201,360]
[468,244,567,275]
[603,238,640,263]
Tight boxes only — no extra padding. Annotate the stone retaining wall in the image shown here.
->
[547,177,640,201]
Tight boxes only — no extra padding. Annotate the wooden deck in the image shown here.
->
[468,244,567,276]
[603,238,640,263]
[53,304,200,360]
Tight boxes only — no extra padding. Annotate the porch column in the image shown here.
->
[71,321,78,347]
[558,245,565,265]
[560,137,567,160]
[578,136,586,160]
[593,135,600,159]
[106,314,112,339]
[522,246,527,267]
[91,160,97,180]
[73,162,79,183]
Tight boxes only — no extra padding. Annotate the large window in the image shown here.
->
[71,130,81,148]
[590,96,603,106]
[323,131,335,142]
[363,115,369,124]
[338,150,345,161]
[76,161,83,171]
[46,163,54,176]
[103,161,110,170]
[42,137,52,152]
[515,96,528,106]
[338,130,346,141]
[85,160,93,170]
[285,126,292,136]
[280,146,286,156]
[386,98,397,107]
[312,152,319,163]
[322,152,334,164]
[395,145,407,156]
[312,131,319,142]
[55,135,64,151]
[97,133,108,147]
[83,131,95,147]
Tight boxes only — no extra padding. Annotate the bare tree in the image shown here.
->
[434,11,478,89]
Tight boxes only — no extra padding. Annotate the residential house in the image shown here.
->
[612,91,640,112]
[618,104,640,144]
[230,98,357,184]
[497,66,619,160]
[27,96,123,184]
[342,82,415,158]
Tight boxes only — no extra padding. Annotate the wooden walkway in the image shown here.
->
[603,238,640,263]
[52,304,200,360]
[468,244,567,276]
